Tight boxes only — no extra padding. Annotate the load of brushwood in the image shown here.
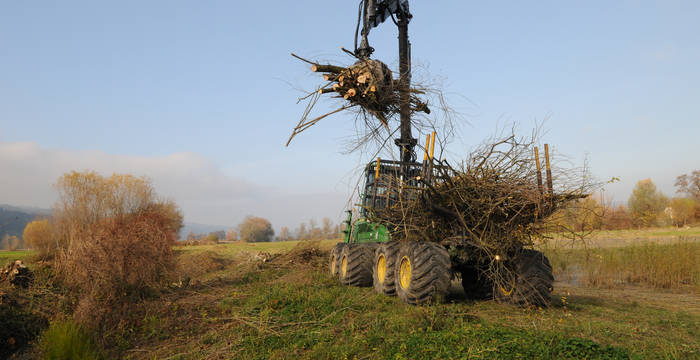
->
[287,53,432,147]
[369,134,590,293]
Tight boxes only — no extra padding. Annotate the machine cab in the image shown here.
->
[359,159,425,217]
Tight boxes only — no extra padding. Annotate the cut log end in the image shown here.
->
[311,64,345,73]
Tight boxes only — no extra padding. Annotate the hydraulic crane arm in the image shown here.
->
[355,0,416,165]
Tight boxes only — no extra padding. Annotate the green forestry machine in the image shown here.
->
[326,0,554,306]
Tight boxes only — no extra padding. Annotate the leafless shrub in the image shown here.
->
[60,206,179,330]
[49,171,183,332]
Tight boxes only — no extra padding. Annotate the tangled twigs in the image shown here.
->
[371,132,591,288]
[287,53,432,148]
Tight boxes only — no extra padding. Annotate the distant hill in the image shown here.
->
[0,204,51,249]
[0,204,226,243]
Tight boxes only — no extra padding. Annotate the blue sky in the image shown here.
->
[1,1,699,230]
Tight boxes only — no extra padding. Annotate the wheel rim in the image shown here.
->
[330,255,337,275]
[399,256,411,289]
[376,254,386,284]
[341,255,348,278]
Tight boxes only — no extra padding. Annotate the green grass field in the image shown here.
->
[4,233,700,358]
[0,249,34,264]
[116,240,698,359]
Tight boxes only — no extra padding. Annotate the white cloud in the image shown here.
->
[0,141,348,230]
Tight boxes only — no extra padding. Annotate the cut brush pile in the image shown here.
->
[287,54,430,146]
[370,135,589,295]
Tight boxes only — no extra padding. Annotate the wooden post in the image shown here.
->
[534,146,543,195]
[544,144,553,197]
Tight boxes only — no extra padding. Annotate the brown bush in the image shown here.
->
[49,170,183,332]
[59,207,178,329]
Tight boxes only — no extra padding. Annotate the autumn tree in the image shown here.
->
[23,219,54,258]
[675,170,700,222]
[238,216,274,242]
[628,179,668,228]
[278,226,291,241]
[675,170,700,200]
[297,223,307,241]
[225,229,238,242]
[602,204,633,230]
[1,235,21,251]
[202,233,219,244]
[210,230,225,241]
[669,197,697,227]
[321,217,334,238]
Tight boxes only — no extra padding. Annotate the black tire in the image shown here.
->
[394,242,451,305]
[493,249,554,307]
[460,266,493,300]
[329,242,346,278]
[339,243,374,287]
[372,241,401,296]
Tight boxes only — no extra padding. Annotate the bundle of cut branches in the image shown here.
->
[287,54,430,147]
[370,134,589,286]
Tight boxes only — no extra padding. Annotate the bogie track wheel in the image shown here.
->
[339,244,374,286]
[329,243,347,278]
[373,241,400,296]
[493,249,554,307]
[394,242,451,305]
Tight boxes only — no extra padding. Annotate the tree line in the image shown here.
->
[183,216,344,244]
[554,170,700,231]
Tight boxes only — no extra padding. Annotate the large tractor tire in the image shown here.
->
[493,249,554,307]
[339,243,374,286]
[460,266,493,300]
[329,242,347,278]
[394,242,451,305]
[372,241,401,296]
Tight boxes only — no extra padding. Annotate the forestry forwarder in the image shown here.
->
[328,0,554,306]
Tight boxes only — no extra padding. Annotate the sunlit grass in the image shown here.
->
[174,238,339,256]
[547,241,700,292]
[0,249,34,265]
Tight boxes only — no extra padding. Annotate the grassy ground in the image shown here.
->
[0,249,34,265]
[111,241,698,359]
[174,239,339,257]
[546,241,700,292]
[5,236,700,358]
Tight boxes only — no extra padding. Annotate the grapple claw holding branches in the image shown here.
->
[287,53,431,147]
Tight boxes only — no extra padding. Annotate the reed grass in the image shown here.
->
[547,240,700,291]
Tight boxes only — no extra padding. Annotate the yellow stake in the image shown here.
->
[423,134,431,161]
[429,131,436,159]
[375,157,381,179]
